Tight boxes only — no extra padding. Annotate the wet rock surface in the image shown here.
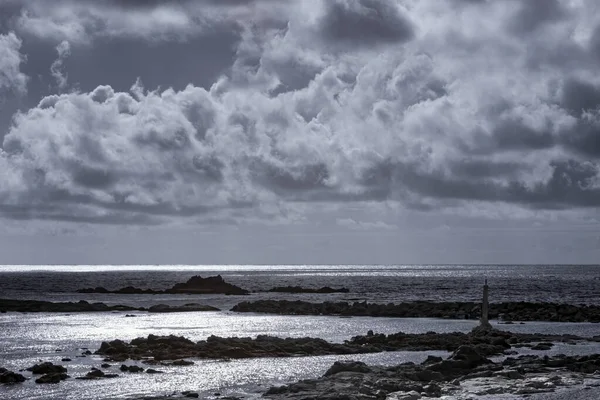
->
[94,327,590,363]
[231,299,600,322]
[0,367,26,384]
[78,275,249,295]
[27,362,67,375]
[35,372,69,384]
[263,349,600,399]
[0,298,219,313]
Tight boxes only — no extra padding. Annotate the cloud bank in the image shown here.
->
[0,0,599,225]
[0,32,28,95]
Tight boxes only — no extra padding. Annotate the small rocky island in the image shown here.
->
[78,275,249,295]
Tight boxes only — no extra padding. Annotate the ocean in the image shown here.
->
[2,264,600,399]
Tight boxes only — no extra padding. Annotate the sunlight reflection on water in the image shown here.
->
[3,311,600,399]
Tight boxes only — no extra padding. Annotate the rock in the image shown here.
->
[77,275,249,296]
[0,368,26,384]
[146,369,164,374]
[120,365,144,373]
[61,358,72,362]
[182,391,200,398]
[532,342,554,351]
[0,298,139,313]
[171,360,195,366]
[35,373,69,384]
[497,370,525,379]
[27,362,67,375]
[386,391,422,400]
[422,355,443,365]
[101,363,111,368]
[324,361,371,376]
[231,299,600,323]
[169,275,249,295]
[424,382,442,396]
[76,369,106,380]
[148,303,219,313]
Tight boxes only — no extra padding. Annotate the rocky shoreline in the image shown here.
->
[231,300,600,323]
[94,327,596,363]
[264,345,600,399]
[77,275,249,295]
[4,327,600,400]
[0,298,219,313]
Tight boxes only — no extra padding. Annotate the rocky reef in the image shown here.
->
[94,327,591,363]
[78,275,249,295]
[231,299,600,322]
[0,298,219,313]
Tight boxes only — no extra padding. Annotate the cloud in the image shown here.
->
[320,0,414,46]
[0,0,600,225]
[0,32,28,95]
[336,217,397,230]
[50,40,70,91]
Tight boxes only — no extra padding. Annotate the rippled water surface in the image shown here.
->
[2,265,600,399]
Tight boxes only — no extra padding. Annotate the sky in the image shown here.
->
[0,0,599,265]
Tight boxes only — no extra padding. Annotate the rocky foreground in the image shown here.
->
[78,275,249,295]
[5,328,600,400]
[231,300,600,323]
[0,298,219,313]
[94,327,595,363]
[264,346,600,399]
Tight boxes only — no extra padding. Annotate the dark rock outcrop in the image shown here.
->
[0,299,139,313]
[78,275,249,296]
[27,362,67,375]
[0,368,26,384]
[76,368,119,380]
[0,298,219,313]
[95,328,584,363]
[231,299,600,322]
[35,373,69,384]
[264,351,600,399]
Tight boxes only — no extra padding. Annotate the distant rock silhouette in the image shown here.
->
[77,275,249,296]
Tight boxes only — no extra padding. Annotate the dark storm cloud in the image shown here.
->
[320,0,414,46]
[1,0,600,226]
[492,120,555,151]
[561,78,600,116]
[392,160,600,210]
